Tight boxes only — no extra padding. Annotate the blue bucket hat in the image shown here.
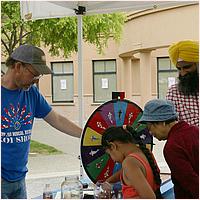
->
[138,99,178,123]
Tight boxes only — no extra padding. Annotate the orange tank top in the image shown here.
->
[120,153,159,198]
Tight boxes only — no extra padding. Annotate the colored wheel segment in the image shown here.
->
[80,99,153,183]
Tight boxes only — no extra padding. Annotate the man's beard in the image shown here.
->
[178,70,199,96]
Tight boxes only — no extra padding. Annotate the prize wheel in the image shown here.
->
[80,98,153,184]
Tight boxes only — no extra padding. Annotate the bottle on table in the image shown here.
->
[61,176,83,199]
[117,190,122,199]
[43,183,53,199]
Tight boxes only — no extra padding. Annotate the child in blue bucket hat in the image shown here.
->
[139,99,199,199]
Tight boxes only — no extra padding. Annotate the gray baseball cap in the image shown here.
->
[139,99,178,123]
[10,44,52,74]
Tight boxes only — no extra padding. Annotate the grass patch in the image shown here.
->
[30,140,63,155]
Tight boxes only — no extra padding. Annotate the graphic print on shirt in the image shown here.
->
[1,103,33,144]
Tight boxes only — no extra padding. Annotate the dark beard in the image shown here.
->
[178,71,199,96]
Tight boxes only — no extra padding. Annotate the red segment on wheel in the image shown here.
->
[87,111,109,134]
[96,158,115,182]
[123,103,142,125]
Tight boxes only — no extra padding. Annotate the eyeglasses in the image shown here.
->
[25,67,43,80]
[21,63,43,80]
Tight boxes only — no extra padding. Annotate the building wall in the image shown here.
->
[39,3,198,125]
[119,4,198,53]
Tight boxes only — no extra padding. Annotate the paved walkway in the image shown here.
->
[31,119,80,155]
[27,119,81,198]
[27,154,80,198]
[27,154,80,179]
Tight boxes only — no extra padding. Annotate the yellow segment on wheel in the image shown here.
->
[83,127,102,146]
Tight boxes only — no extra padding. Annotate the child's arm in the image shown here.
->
[123,158,156,199]
[106,169,121,183]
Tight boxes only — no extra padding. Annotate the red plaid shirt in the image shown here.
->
[166,84,199,127]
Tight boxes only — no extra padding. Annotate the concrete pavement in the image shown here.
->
[26,119,81,198]
[31,118,80,155]
[27,154,80,179]
[27,154,80,198]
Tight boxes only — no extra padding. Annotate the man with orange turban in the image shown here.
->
[166,40,199,126]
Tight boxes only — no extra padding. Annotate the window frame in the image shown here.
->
[51,61,74,103]
[92,59,117,103]
[157,57,177,99]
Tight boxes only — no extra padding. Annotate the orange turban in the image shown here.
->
[168,40,199,66]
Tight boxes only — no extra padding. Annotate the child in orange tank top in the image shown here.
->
[101,126,162,199]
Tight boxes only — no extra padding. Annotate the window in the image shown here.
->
[157,57,177,99]
[51,62,74,103]
[1,62,7,76]
[93,60,117,103]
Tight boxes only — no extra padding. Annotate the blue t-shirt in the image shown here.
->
[1,85,52,181]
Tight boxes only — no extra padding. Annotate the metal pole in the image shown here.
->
[77,14,84,128]
[77,14,84,180]
[75,5,86,180]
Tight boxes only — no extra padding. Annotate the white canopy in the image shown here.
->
[21,1,195,20]
[20,1,196,128]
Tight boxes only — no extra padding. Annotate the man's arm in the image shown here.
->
[44,109,82,138]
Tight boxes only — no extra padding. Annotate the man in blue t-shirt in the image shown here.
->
[1,44,82,199]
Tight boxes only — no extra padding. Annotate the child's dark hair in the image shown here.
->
[101,126,135,148]
[101,125,162,198]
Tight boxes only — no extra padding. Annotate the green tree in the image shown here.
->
[1,1,126,57]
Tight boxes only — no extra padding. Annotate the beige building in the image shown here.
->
[34,3,198,126]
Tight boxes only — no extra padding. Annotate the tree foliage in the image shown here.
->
[1,1,32,55]
[1,1,126,57]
